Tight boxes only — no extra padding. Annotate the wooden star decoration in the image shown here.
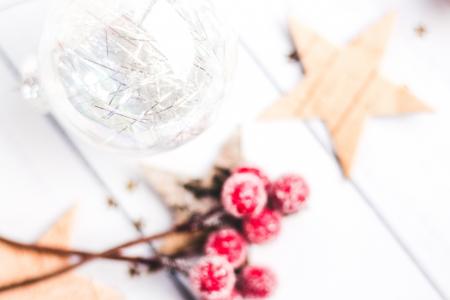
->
[260,13,431,176]
[0,208,122,300]
[143,129,242,255]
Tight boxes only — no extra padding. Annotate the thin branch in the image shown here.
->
[0,207,222,293]
[0,237,158,265]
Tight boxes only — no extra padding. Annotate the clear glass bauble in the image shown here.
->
[38,0,236,153]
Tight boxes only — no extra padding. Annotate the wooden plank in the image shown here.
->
[232,0,450,297]
[242,122,440,300]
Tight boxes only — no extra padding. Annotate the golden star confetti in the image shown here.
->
[106,197,118,208]
[126,180,138,192]
[414,24,427,37]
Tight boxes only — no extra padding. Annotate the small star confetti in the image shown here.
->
[128,265,141,278]
[106,197,118,208]
[414,24,427,37]
[132,219,145,232]
[126,180,138,192]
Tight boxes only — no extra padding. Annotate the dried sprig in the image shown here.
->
[0,207,223,293]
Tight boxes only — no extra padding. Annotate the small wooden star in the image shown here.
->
[260,13,431,176]
[414,24,427,37]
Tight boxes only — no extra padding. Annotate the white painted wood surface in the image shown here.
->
[0,0,448,299]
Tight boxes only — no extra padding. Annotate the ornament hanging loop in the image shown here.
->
[20,56,49,113]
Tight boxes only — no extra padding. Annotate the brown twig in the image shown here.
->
[0,229,173,292]
[0,207,223,293]
[0,237,159,265]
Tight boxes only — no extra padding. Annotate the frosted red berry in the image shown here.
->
[221,173,267,218]
[237,266,277,299]
[205,228,248,268]
[190,256,236,300]
[271,174,309,214]
[233,165,271,191]
[243,209,281,244]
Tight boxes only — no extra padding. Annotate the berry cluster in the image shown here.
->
[189,165,310,299]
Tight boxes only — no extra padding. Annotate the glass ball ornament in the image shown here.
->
[38,0,236,153]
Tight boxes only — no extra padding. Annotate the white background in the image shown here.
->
[0,0,449,299]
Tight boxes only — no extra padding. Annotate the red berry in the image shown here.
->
[243,209,281,244]
[237,266,277,299]
[221,173,267,218]
[233,165,271,191]
[205,228,248,268]
[271,174,309,214]
[190,256,236,300]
